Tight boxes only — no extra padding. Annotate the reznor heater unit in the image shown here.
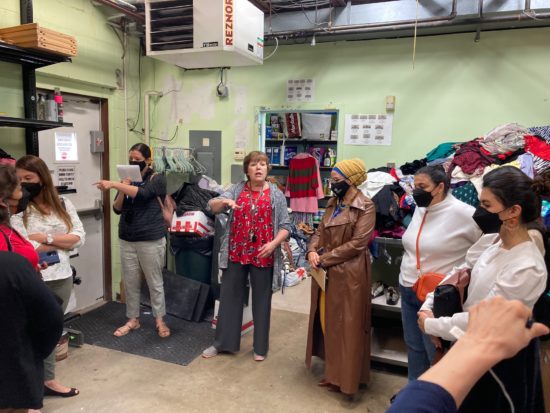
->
[145,0,264,69]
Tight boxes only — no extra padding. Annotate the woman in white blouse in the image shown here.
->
[419,166,549,413]
[11,155,85,399]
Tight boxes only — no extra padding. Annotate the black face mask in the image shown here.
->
[13,188,31,214]
[331,180,350,199]
[472,206,503,234]
[21,182,43,200]
[413,188,434,208]
[129,160,147,172]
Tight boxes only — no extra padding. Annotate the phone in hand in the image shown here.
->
[38,250,60,266]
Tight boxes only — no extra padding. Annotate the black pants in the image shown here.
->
[213,261,274,356]
[458,339,545,413]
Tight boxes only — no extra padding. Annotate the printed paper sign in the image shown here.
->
[287,79,315,102]
[344,114,393,146]
[55,132,78,161]
[56,165,76,190]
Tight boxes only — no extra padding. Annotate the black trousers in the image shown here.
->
[458,339,545,413]
[213,261,274,356]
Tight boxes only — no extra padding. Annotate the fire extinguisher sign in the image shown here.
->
[224,0,234,47]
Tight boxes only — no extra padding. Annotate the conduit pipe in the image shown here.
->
[92,0,145,22]
[144,90,163,146]
[265,0,550,41]
[266,0,457,39]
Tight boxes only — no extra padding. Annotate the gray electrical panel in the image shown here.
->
[190,130,221,183]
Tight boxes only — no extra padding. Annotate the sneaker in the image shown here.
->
[385,286,400,305]
[371,281,386,299]
[202,346,219,358]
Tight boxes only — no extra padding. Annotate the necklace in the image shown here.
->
[248,182,265,243]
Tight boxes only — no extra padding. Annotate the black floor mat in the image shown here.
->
[65,301,215,366]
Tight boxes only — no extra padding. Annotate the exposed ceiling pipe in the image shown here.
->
[474,0,484,42]
[266,0,457,39]
[92,0,145,22]
[144,90,163,146]
[265,0,550,41]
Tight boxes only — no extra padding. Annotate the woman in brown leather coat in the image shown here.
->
[306,158,375,396]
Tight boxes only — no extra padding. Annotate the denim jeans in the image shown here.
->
[400,284,436,381]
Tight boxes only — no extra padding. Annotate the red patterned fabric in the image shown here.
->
[287,156,319,198]
[525,135,550,161]
[229,185,274,267]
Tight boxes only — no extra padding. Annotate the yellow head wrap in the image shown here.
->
[333,158,367,186]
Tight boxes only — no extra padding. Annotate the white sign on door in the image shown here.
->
[55,132,79,162]
[56,165,77,190]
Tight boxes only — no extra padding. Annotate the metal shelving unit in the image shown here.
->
[0,0,73,155]
[371,236,408,368]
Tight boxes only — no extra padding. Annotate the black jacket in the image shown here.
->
[114,169,167,242]
[0,252,64,409]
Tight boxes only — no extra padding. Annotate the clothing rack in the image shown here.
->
[152,146,207,175]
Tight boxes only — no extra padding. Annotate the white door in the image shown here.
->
[38,93,105,312]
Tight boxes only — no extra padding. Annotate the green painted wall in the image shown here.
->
[0,0,145,296]
[1,0,549,297]
[146,27,550,182]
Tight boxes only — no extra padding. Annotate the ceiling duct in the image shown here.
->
[262,0,550,44]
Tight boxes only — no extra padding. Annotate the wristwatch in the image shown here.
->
[46,233,54,245]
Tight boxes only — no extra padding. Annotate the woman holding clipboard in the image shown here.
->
[305,158,375,398]
[95,143,170,339]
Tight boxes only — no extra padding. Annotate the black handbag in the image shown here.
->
[432,268,470,318]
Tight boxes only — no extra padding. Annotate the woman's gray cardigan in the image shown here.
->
[209,181,291,292]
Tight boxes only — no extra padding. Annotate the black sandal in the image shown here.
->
[44,385,80,398]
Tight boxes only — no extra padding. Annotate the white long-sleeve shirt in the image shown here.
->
[424,239,547,341]
[399,194,484,287]
[11,197,85,282]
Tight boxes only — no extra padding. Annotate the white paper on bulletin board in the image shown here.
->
[344,114,393,146]
[54,132,79,162]
[287,79,315,102]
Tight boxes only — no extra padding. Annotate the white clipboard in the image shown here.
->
[310,267,326,291]
[117,165,142,182]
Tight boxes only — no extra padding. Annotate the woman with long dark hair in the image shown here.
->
[12,155,85,398]
[95,143,170,338]
[420,166,549,412]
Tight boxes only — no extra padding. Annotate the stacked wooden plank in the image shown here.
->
[0,23,77,57]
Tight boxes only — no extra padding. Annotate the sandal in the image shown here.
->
[44,385,80,398]
[156,321,171,338]
[113,320,140,337]
[253,353,265,362]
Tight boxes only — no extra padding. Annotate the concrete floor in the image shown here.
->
[44,278,407,413]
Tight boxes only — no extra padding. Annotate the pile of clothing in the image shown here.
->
[359,122,550,238]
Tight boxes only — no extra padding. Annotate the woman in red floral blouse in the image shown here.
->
[202,151,291,361]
